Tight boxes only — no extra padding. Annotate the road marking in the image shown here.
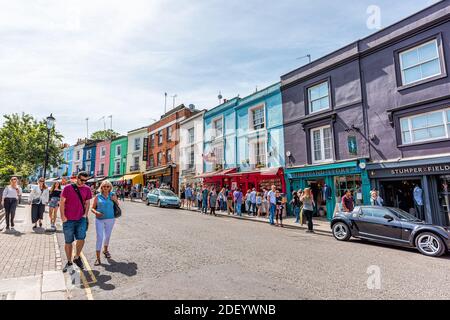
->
[72,248,96,300]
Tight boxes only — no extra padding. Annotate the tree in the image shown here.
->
[0,113,65,184]
[90,129,120,141]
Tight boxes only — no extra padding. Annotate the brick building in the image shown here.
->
[144,104,200,193]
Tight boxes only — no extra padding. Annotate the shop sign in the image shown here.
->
[290,166,359,178]
[142,138,149,162]
[348,136,357,155]
[370,164,450,178]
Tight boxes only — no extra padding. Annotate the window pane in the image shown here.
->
[309,86,320,101]
[418,41,439,62]
[411,115,428,129]
[323,127,332,159]
[319,82,329,97]
[428,111,444,126]
[421,59,440,79]
[428,125,446,138]
[320,96,330,109]
[400,118,409,131]
[401,49,419,69]
[311,100,322,113]
[412,128,428,141]
[402,132,411,144]
[447,110,450,122]
[313,130,321,161]
[403,66,421,84]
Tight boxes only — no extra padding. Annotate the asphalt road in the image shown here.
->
[57,201,450,300]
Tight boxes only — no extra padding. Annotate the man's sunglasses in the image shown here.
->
[79,178,88,183]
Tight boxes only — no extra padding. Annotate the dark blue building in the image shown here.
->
[82,140,100,177]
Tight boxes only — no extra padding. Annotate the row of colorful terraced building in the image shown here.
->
[48,2,449,225]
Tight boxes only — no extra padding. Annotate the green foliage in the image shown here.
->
[0,113,65,185]
[91,129,120,141]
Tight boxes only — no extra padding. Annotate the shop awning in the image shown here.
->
[144,165,172,176]
[227,167,282,177]
[123,173,144,185]
[108,176,124,183]
[86,176,107,184]
[195,167,237,179]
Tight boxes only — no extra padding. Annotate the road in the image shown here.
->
[57,201,450,300]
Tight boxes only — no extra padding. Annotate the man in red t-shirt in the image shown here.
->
[60,172,92,272]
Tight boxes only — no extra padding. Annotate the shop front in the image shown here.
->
[227,167,286,193]
[285,160,371,220]
[144,165,177,191]
[367,156,450,226]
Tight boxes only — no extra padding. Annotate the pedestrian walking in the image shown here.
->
[256,192,262,217]
[370,190,384,206]
[185,185,193,210]
[233,188,243,216]
[226,187,234,214]
[218,187,226,211]
[201,186,209,214]
[262,187,269,217]
[60,172,93,272]
[2,176,22,230]
[250,188,257,216]
[275,190,284,227]
[208,187,218,216]
[341,189,354,213]
[48,181,62,230]
[196,188,202,211]
[267,185,277,225]
[30,178,49,229]
[180,186,186,208]
[91,180,118,266]
[301,188,315,232]
[290,191,301,223]
[244,189,251,215]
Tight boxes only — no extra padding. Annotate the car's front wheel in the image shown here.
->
[332,222,351,241]
[415,232,446,257]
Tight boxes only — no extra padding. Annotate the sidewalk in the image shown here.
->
[0,204,67,300]
[179,206,333,235]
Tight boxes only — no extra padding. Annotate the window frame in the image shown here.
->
[100,146,106,158]
[115,145,121,158]
[167,126,172,142]
[248,104,265,131]
[307,80,331,115]
[134,137,141,151]
[188,127,195,144]
[399,39,442,86]
[212,116,224,139]
[399,108,450,145]
[310,125,334,164]
[158,130,163,145]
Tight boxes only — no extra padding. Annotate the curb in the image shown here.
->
[178,207,332,236]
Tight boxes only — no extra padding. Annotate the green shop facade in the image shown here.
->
[285,159,371,220]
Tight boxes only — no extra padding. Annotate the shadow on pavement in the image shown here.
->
[104,259,138,277]
[85,270,115,291]
[2,229,24,237]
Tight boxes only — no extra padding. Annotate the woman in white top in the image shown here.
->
[29,178,49,229]
[2,176,22,230]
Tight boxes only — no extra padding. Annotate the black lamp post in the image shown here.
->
[43,113,56,180]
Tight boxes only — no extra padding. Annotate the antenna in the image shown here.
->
[296,54,311,64]
[108,115,112,130]
[85,117,89,138]
[164,92,167,114]
[172,94,177,109]
[99,116,106,131]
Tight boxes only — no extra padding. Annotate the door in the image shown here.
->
[149,190,159,204]
[356,207,403,242]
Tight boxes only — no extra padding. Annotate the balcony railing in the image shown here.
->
[113,170,121,175]
[130,165,140,172]
[97,170,104,176]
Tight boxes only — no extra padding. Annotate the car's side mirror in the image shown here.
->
[384,214,394,222]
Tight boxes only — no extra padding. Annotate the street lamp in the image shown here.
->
[43,113,56,180]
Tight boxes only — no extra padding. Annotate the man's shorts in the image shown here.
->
[63,218,87,244]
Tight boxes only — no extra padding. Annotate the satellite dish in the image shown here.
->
[189,104,195,110]
[218,91,223,101]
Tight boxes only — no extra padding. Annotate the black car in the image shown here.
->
[331,206,450,257]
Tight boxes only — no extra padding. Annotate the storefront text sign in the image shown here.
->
[369,164,450,178]
[290,166,360,178]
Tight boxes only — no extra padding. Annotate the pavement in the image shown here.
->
[0,204,68,300]
[59,200,450,300]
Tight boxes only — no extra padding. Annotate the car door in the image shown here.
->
[358,207,403,242]
[149,190,158,204]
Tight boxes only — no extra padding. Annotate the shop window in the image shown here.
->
[311,126,333,163]
[400,108,450,144]
[334,175,363,207]
[399,39,442,86]
[308,81,330,114]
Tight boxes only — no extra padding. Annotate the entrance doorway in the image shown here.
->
[439,175,450,226]
[380,179,421,215]
[306,178,327,217]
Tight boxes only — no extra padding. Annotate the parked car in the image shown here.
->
[146,188,181,208]
[331,206,450,257]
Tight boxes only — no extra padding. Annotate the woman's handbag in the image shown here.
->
[113,201,122,218]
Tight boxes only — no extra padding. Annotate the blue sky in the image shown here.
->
[0,0,439,144]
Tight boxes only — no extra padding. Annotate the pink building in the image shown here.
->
[95,140,111,178]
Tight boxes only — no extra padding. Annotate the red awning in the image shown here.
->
[227,167,283,177]
[195,167,237,179]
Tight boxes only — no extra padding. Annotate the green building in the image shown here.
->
[109,136,128,180]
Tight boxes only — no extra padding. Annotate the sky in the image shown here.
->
[0,0,440,144]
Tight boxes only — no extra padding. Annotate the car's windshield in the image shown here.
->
[387,207,421,221]
[159,189,176,197]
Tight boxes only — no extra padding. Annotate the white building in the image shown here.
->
[72,140,85,176]
[125,126,148,186]
[179,110,205,189]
